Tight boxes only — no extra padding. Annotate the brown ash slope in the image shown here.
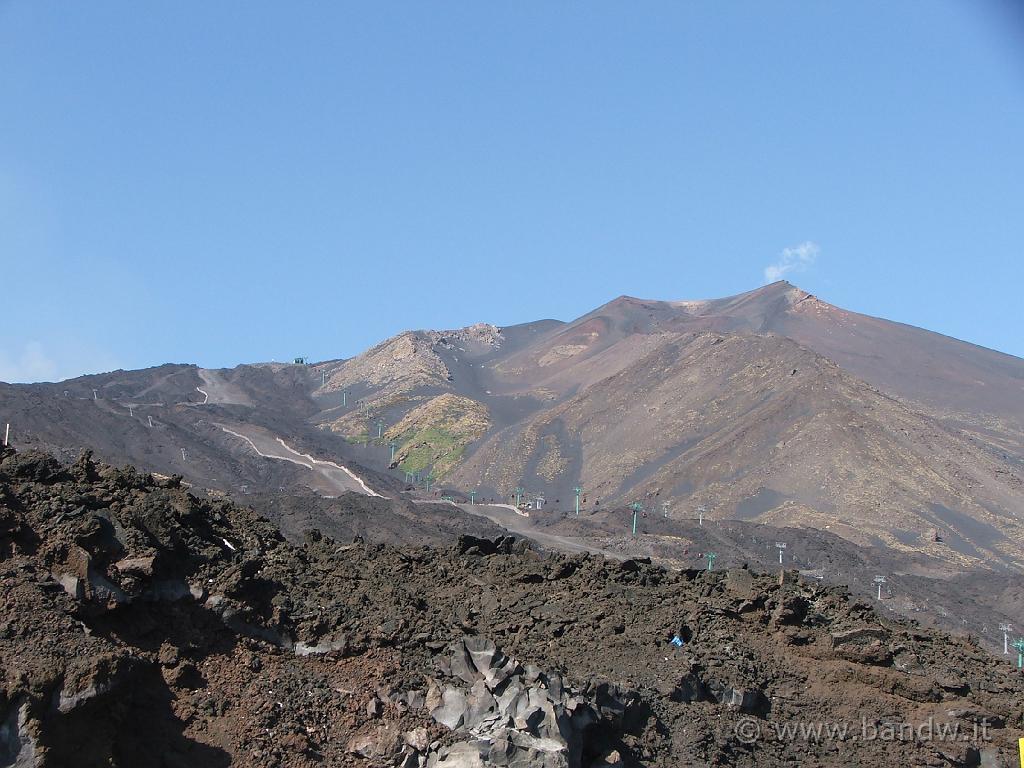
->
[2,447,1024,767]
[453,330,1023,568]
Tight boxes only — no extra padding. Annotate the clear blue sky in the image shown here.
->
[2,2,1022,382]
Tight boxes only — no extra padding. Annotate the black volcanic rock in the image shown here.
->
[1,448,1023,766]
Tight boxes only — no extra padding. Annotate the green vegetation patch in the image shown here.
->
[388,393,491,479]
[399,426,466,475]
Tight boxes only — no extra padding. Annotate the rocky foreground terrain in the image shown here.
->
[2,446,1023,767]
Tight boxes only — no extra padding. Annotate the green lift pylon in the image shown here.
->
[514,487,524,507]
[573,486,582,516]
[470,491,477,504]
[376,420,384,439]
[706,552,717,571]
[630,502,643,536]
[389,440,398,462]
[1013,638,1024,669]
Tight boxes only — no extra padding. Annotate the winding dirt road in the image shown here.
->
[218,425,379,497]
[444,500,622,558]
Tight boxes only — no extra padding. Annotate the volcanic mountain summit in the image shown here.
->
[2,282,1023,572]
